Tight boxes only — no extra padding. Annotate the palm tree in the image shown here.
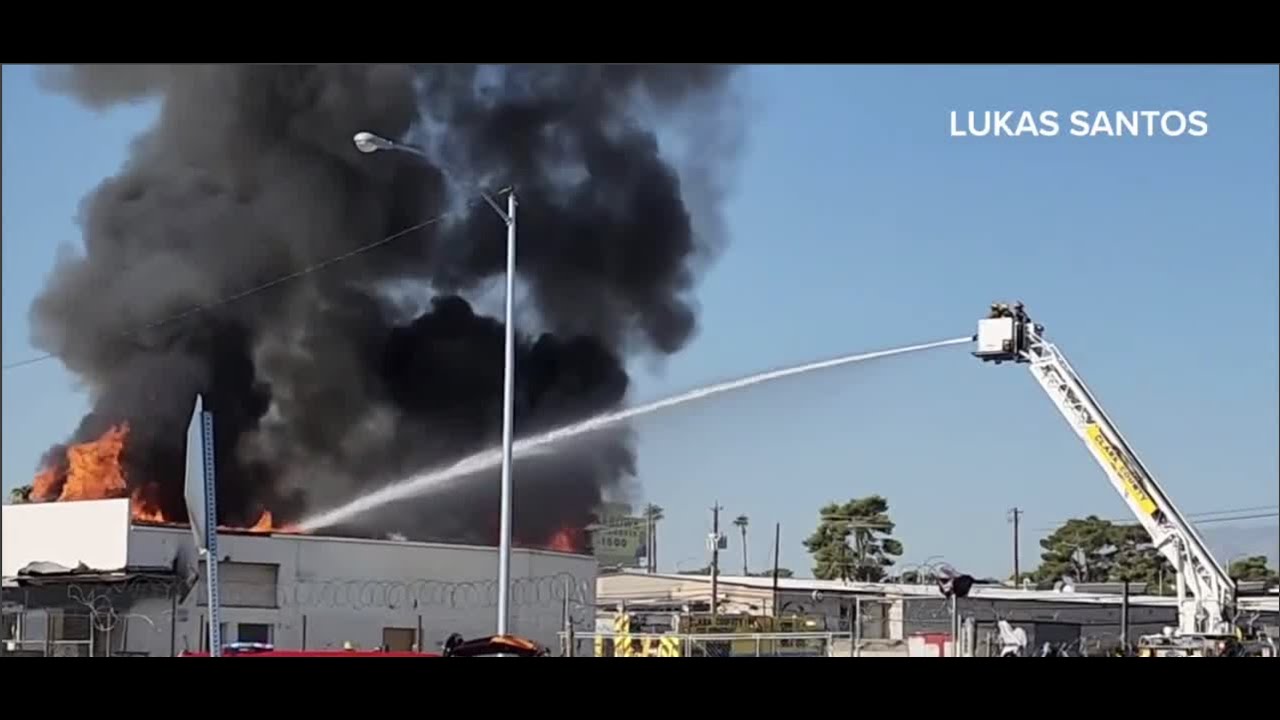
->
[733,515,750,575]
[644,504,664,573]
[7,485,33,504]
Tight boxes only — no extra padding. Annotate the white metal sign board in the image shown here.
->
[181,394,222,656]
[183,395,208,551]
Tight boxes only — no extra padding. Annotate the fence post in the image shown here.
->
[853,597,862,657]
[949,595,958,657]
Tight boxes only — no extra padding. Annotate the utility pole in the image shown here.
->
[710,503,722,618]
[771,522,781,619]
[1008,507,1022,587]
[1120,575,1131,651]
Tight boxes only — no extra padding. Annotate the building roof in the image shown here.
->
[3,498,592,579]
[603,571,1278,612]
[1239,595,1280,613]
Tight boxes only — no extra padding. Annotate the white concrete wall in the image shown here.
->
[597,573,730,604]
[2,499,131,576]
[597,574,902,637]
[118,597,178,656]
[128,526,596,655]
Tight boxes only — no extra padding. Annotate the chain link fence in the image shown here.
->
[895,596,1182,656]
[2,608,101,657]
[849,597,906,656]
[844,596,1151,657]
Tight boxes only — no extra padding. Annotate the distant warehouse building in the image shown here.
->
[597,571,1278,656]
[2,498,596,656]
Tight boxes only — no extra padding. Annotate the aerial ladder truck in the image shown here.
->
[973,302,1253,657]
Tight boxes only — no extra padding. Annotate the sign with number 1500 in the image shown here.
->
[590,518,649,566]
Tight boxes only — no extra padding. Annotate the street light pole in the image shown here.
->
[489,188,517,637]
[353,131,519,637]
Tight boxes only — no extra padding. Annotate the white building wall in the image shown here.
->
[3,501,597,656]
[2,499,131,576]
[597,574,902,637]
[120,597,178,656]
[129,526,596,655]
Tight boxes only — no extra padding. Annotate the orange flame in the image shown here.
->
[31,467,60,503]
[242,510,299,533]
[30,422,301,534]
[249,510,275,532]
[544,526,584,553]
[31,424,129,503]
[130,482,166,523]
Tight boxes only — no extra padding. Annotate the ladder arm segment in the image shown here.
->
[973,302,1235,636]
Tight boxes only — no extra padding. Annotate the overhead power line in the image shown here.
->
[3,200,480,372]
[1184,512,1278,525]
[1032,505,1279,533]
[1175,504,1280,518]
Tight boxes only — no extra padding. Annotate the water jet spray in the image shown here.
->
[297,335,972,532]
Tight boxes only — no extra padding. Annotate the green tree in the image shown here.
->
[1033,517,1174,590]
[1110,523,1175,590]
[7,485,32,504]
[1033,516,1123,583]
[802,496,903,582]
[1229,556,1279,584]
[733,515,750,575]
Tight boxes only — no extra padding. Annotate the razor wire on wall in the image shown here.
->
[38,571,593,613]
[272,573,594,611]
[1,574,186,640]
[4,571,595,656]
[66,583,174,635]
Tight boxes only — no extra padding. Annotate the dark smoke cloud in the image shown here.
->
[28,64,741,543]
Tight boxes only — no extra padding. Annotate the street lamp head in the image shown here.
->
[353,131,393,154]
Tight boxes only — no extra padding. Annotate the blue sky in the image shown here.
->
[4,64,1277,579]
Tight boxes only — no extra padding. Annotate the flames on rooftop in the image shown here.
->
[26,422,591,552]
[29,423,295,533]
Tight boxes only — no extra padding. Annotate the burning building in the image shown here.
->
[17,64,742,548]
[2,498,596,656]
[29,422,294,533]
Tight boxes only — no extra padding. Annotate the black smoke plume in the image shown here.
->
[28,64,741,545]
